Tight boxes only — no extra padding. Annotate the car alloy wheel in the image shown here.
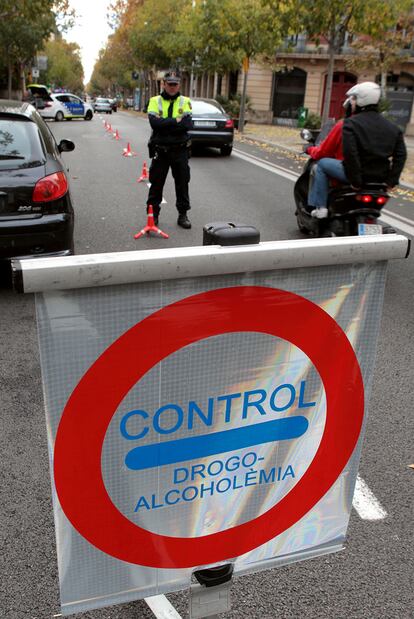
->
[55,111,64,122]
[85,110,93,120]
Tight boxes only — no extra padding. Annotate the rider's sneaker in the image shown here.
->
[311,207,329,219]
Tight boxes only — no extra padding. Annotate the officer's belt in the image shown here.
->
[155,141,190,153]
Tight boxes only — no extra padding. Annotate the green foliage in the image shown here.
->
[0,0,75,95]
[216,94,253,117]
[93,0,289,88]
[378,98,391,114]
[345,5,414,83]
[128,0,188,71]
[278,0,414,123]
[303,112,321,130]
[41,38,84,93]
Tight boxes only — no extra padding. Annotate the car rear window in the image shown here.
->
[0,118,45,170]
[191,101,224,115]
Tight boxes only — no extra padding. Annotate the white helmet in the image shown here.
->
[345,81,381,107]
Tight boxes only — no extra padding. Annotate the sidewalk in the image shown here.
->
[235,123,414,191]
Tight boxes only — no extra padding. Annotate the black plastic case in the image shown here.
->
[203,222,260,246]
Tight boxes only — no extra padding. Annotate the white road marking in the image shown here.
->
[145,594,183,618]
[233,149,298,182]
[380,213,414,237]
[233,147,414,238]
[353,476,388,520]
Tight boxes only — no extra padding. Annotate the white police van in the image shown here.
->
[27,85,93,121]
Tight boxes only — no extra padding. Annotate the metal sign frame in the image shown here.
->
[12,235,410,616]
[13,236,410,293]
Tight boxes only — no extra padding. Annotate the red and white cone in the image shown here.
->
[122,142,137,157]
[113,129,121,140]
[137,161,149,182]
[106,123,113,133]
[134,205,169,239]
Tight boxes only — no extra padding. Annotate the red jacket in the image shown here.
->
[307,120,344,161]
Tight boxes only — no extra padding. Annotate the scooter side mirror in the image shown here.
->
[300,128,313,142]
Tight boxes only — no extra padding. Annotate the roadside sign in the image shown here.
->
[31,67,39,78]
[15,236,409,615]
[54,286,363,568]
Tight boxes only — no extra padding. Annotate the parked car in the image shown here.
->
[109,98,118,112]
[93,98,113,114]
[189,98,234,156]
[27,85,93,121]
[0,100,75,262]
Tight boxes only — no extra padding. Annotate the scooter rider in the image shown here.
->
[306,104,352,218]
[342,82,406,193]
[308,82,406,218]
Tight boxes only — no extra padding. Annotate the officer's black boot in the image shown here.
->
[177,213,191,229]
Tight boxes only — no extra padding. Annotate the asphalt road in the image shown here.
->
[1,111,413,619]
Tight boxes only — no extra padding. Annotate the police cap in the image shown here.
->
[164,70,181,84]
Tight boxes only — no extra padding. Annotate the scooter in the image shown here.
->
[294,128,394,237]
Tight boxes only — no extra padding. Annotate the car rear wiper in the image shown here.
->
[0,155,25,160]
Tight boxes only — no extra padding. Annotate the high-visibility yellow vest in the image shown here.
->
[147,95,192,118]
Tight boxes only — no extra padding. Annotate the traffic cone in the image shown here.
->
[122,142,137,157]
[106,123,113,133]
[134,205,169,239]
[137,161,149,182]
[113,129,121,140]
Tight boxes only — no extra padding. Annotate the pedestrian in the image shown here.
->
[308,82,407,218]
[146,70,193,229]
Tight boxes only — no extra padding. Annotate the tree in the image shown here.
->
[0,0,75,98]
[279,0,413,124]
[345,7,414,95]
[186,0,287,131]
[89,1,143,97]
[41,37,84,93]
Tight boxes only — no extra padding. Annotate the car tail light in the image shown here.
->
[356,194,373,203]
[43,102,52,108]
[376,195,388,205]
[33,172,68,202]
[225,119,234,128]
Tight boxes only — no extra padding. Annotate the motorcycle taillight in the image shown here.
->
[356,194,373,203]
[376,196,388,205]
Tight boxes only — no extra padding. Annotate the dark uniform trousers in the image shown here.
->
[147,146,191,217]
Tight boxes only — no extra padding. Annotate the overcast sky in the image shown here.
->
[65,0,112,84]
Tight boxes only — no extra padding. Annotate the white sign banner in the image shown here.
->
[35,261,386,615]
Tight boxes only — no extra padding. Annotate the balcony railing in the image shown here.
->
[276,36,414,57]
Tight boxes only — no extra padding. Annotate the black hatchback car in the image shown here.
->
[0,100,75,262]
[189,98,234,156]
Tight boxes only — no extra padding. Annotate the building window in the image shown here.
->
[272,67,307,122]
[228,71,239,97]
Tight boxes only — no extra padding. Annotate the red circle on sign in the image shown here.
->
[54,286,364,568]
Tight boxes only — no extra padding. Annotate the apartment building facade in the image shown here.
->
[190,38,414,136]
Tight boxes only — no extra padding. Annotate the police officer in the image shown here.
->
[147,70,193,228]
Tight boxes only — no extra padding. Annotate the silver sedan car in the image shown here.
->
[93,98,112,114]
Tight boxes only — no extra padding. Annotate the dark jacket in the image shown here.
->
[148,91,192,148]
[342,109,407,187]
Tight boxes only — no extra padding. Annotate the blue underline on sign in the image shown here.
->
[124,417,308,471]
